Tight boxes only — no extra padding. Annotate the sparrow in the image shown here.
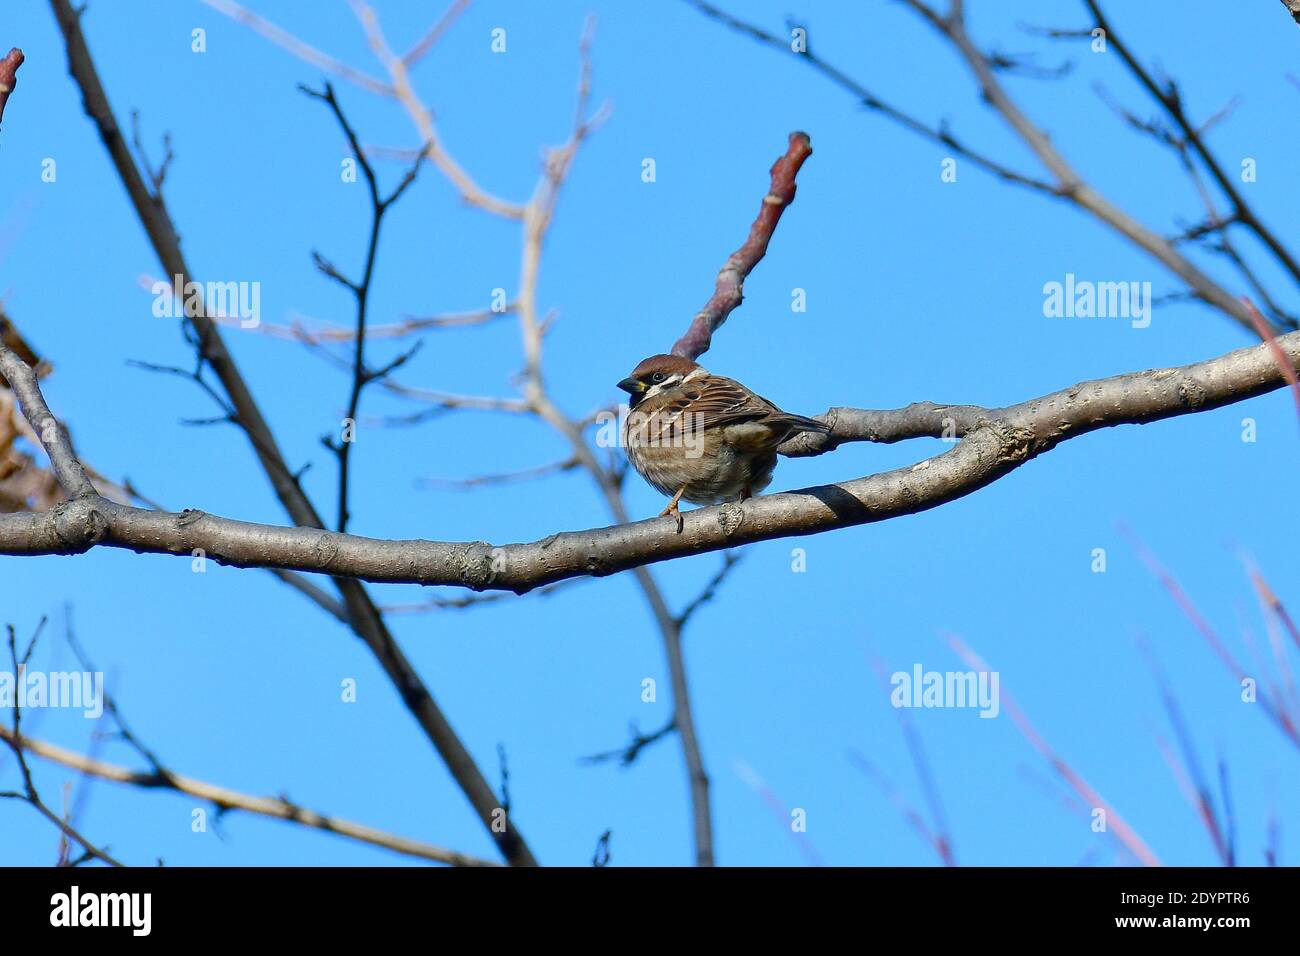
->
[617,353,828,528]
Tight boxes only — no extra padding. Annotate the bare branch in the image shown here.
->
[0,47,25,130]
[299,81,427,533]
[403,0,471,67]
[378,578,581,614]
[1084,0,1300,304]
[868,656,956,866]
[129,111,174,201]
[1138,638,1234,866]
[1241,298,1300,427]
[591,829,611,867]
[199,0,392,95]
[848,749,952,865]
[419,457,580,490]
[684,2,1058,194]
[898,0,1266,334]
[347,0,526,218]
[0,343,95,498]
[0,725,496,866]
[688,1,1271,335]
[266,304,515,342]
[48,0,538,866]
[5,330,1300,593]
[671,132,813,360]
[946,633,1161,867]
[674,552,742,629]
[377,377,531,414]
[582,719,676,767]
[2,623,123,867]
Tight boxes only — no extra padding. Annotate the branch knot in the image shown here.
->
[52,498,108,552]
[452,542,499,591]
[716,503,745,537]
[1178,378,1208,410]
[976,418,1037,464]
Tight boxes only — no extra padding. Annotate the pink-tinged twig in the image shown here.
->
[1237,611,1293,724]
[1122,527,1249,681]
[0,48,23,128]
[671,132,813,361]
[1216,756,1237,866]
[1018,764,1092,819]
[1247,560,1300,656]
[1262,608,1300,719]
[1241,557,1300,724]
[865,656,956,865]
[1153,737,1220,856]
[945,633,1163,867]
[1124,527,1300,748]
[1232,600,1294,728]
[1242,296,1300,428]
[1137,636,1233,865]
[733,759,824,866]
[1019,764,1140,865]
[847,749,953,866]
[1265,806,1281,866]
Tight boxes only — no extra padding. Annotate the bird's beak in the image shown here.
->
[617,377,645,395]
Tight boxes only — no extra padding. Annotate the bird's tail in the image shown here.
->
[777,412,830,435]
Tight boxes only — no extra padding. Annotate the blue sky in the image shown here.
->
[3,0,1299,866]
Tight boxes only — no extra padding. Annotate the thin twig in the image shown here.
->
[682,1,1058,194]
[0,723,496,866]
[199,0,392,95]
[1084,0,1300,298]
[1,623,123,866]
[946,632,1162,867]
[403,0,472,67]
[300,81,426,533]
[581,719,676,767]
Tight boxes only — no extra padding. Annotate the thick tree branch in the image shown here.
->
[5,330,1299,590]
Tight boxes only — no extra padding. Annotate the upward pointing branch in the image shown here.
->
[0,47,24,131]
[672,132,813,360]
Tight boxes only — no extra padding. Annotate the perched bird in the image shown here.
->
[617,353,828,527]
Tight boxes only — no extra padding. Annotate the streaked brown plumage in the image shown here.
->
[616,354,827,526]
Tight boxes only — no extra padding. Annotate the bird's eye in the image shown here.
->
[651,372,665,383]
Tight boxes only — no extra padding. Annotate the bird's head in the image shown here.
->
[617,354,703,408]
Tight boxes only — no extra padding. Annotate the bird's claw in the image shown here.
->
[659,498,684,533]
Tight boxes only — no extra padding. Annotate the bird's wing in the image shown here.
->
[665,375,827,441]
[664,375,773,431]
